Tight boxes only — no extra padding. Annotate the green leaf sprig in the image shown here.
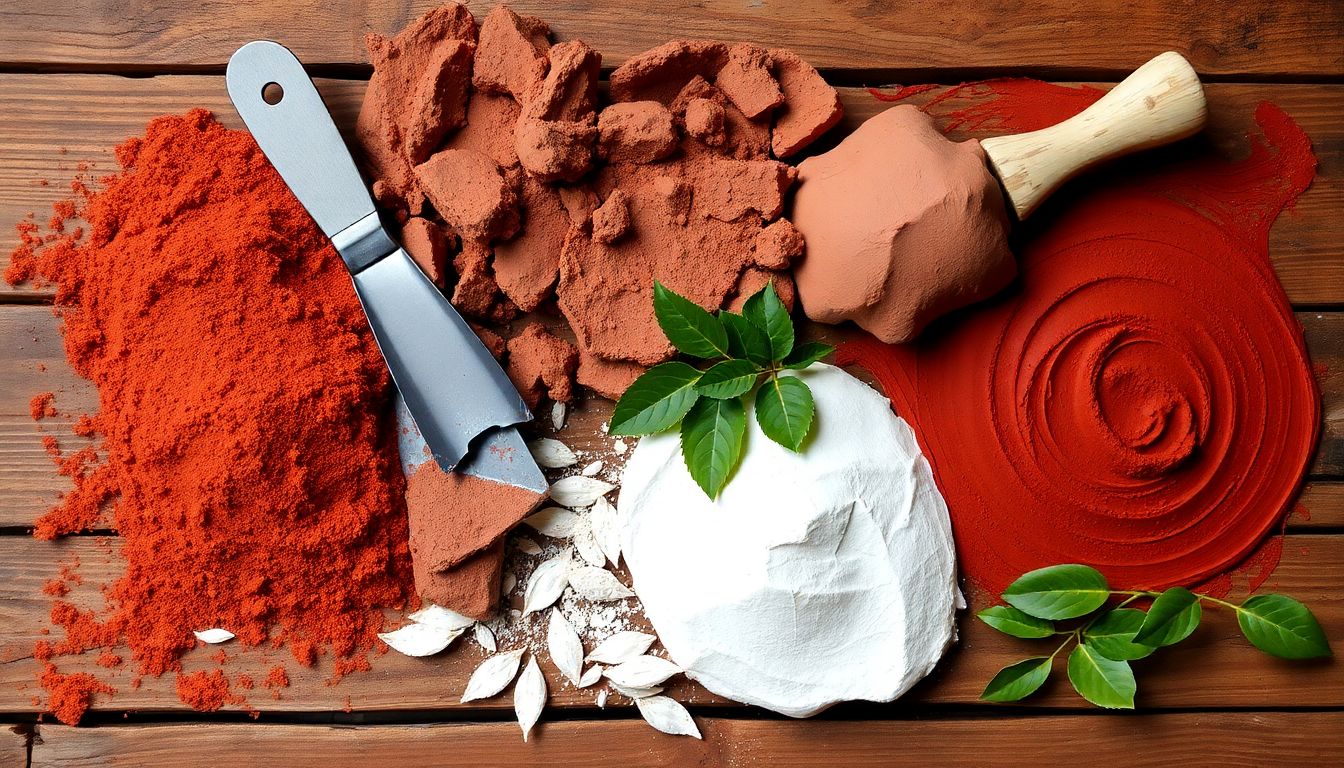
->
[609,280,833,498]
[980,564,1331,709]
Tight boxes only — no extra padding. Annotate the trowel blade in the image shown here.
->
[354,247,535,474]
[396,394,548,494]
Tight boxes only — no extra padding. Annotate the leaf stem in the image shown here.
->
[1049,630,1080,660]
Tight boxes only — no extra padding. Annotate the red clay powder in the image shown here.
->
[840,81,1320,594]
[7,109,412,723]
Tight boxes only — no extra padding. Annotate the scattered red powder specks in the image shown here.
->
[176,670,239,712]
[96,651,123,669]
[72,414,97,437]
[29,392,57,420]
[40,665,114,726]
[264,666,290,700]
[41,578,69,598]
[212,649,229,666]
[236,674,255,691]
[842,82,1320,595]
[41,435,61,458]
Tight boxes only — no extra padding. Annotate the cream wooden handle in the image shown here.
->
[980,51,1208,220]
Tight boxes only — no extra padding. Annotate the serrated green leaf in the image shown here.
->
[680,396,747,498]
[653,281,729,359]
[1002,564,1110,620]
[1067,644,1136,709]
[1133,587,1201,648]
[1236,594,1331,659]
[981,657,1052,703]
[755,375,814,452]
[782,341,834,370]
[1084,609,1156,660]
[741,282,794,362]
[978,605,1055,639]
[721,311,772,367]
[609,362,701,436]
[696,359,762,399]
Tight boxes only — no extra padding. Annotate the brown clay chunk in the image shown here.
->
[470,322,508,359]
[715,44,784,119]
[768,49,843,158]
[693,158,796,221]
[403,40,474,166]
[558,186,601,227]
[473,5,550,101]
[591,189,632,244]
[791,105,1013,343]
[506,324,580,406]
[406,461,541,572]
[577,350,646,400]
[672,76,770,160]
[729,267,796,312]
[515,40,601,181]
[443,93,522,168]
[357,5,478,212]
[683,97,726,146]
[597,102,678,164]
[415,148,520,243]
[752,218,804,269]
[493,176,569,311]
[414,539,505,620]
[401,217,451,287]
[608,40,729,104]
[451,240,504,319]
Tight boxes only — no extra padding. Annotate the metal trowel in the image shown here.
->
[226,40,546,494]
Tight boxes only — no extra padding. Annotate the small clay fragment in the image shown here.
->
[693,158,796,221]
[729,267,796,312]
[577,350,646,400]
[652,175,692,226]
[451,240,503,319]
[473,5,551,101]
[683,98,726,146]
[506,324,580,406]
[515,41,601,181]
[406,462,542,572]
[752,219,804,269]
[768,49,843,158]
[609,40,729,104]
[493,176,570,311]
[415,148,520,243]
[591,190,632,244]
[559,186,601,228]
[597,102,678,164]
[356,5,478,212]
[444,93,522,168]
[470,322,508,359]
[401,217,451,288]
[715,44,783,119]
[672,76,770,159]
[415,540,505,621]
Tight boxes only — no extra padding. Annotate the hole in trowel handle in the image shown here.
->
[262,82,284,105]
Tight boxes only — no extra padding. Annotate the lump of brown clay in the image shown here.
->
[577,350,646,400]
[493,176,569,311]
[791,105,1014,344]
[671,76,770,160]
[515,40,601,181]
[608,40,729,104]
[597,102,678,164]
[693,158,796,221]
[768,49,843,158]
[451,240,504,319]
[473,5,550,101]
[414,540,504,621]
[715,43,783,119]
[415,148,520,243]
[729,267,796,312]
[683,97,726,146]
[357,5,478,212]
[402,217,452,287]
[506,324,579,406]
[591,189,632,244]
[752,218,804,269]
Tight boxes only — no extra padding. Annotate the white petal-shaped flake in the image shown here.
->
[604,655,682,688]
[572,515,606,567]
[547,609,584,685]
[461,648,525,703]
[408,604,476,632]
[474,623,497,653]
[636,696,701,739]
[523,553,571,614]
[514,655,547,742]
[568,565,634,602]
[528,438,577,469]
[378,622,464,657]
[548,476,614,508]
[578,665,603,688]
[586,631,656,665]
[609,682,664,699]
[588,496,621,567]
[514,535,543,555]
[523,506,580,538]
[193,628,235,644]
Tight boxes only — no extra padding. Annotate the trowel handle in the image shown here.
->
[980,51,1208,220]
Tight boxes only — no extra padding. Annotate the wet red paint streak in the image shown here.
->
[841,82,1320,595]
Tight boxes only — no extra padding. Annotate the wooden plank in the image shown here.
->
[11,305,1344,529]
[1,534,1339,715]
[1,77,1341,304]
[27,714,1344,767]
[2,727,26,768]
[0,0,1340,77]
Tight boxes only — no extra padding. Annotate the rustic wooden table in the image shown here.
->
[1,2,1342,766]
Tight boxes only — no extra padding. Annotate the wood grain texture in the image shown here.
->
[2,727,26,768]
[1,0,1342,77]
[2,306,1342,528]
[26,714,1344,768]
[1,77,1341,304]
[0,534,1338,715]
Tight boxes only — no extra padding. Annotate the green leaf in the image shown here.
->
[696,359,762,400]
[721,311,773,367]
[1236,594,1331,659]
[754,375,814,452]
[609,362,701,436]
[1133,587,1202,648]
[782,341,834,370]
[978,605,1055,639]
[653,281,729,359]
[679,396,747,498]
[1002,564,1111,620]
[741,282,794,362]
[1084,609,1156,660]
[1067,643,1136,709]
[981,657,1052,703]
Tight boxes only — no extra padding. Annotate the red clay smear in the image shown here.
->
[840,81,1320,595]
